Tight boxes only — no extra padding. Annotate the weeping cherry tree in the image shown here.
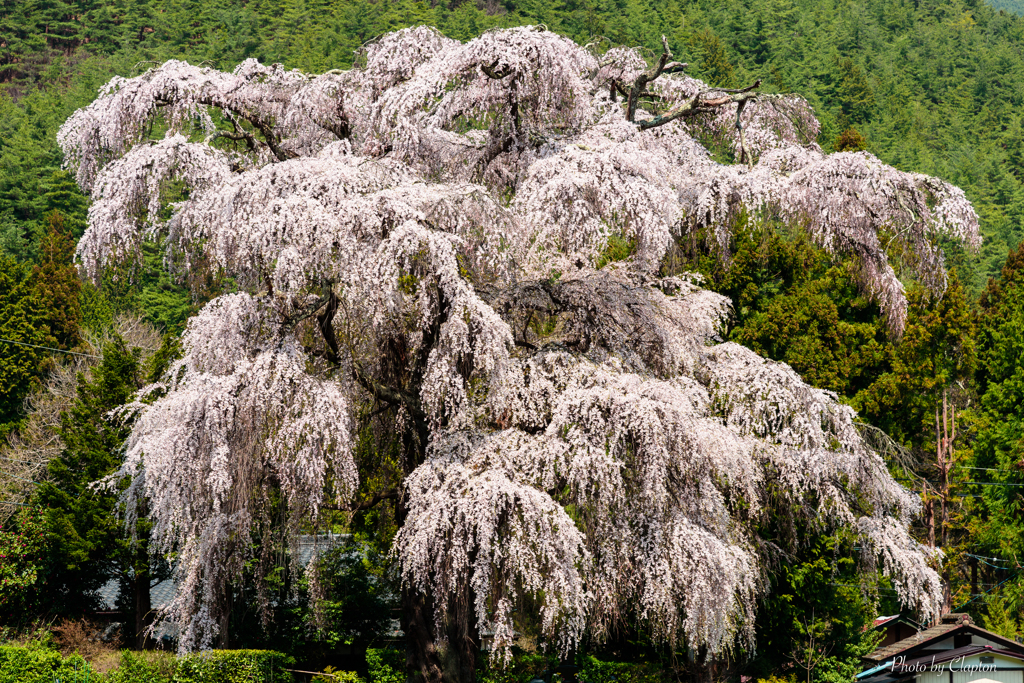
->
[58,25,979,682]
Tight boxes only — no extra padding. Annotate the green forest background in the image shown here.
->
[3,0,1024,680]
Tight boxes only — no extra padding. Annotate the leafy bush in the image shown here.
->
[478,652,662,683]
[172,650,294,683]
[306,542,392,648]
[0,643,96,683]
[478,651,553,683]
[0,507,47,623]
[105,650,176,683]
[366,649,403,683]
[311,665,363,683]
[579,656,661,683]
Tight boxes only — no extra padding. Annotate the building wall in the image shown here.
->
[951,671,1022,683]
[906,653,1024,683]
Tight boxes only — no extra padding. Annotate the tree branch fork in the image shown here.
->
[599,34,772,168]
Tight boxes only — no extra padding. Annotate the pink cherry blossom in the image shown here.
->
[60,26,967,659]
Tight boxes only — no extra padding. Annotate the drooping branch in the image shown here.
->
[352,363,425,423]
[241,110,297,162]
[638,80,762,130]
[165,90,297,162]
[204,111,260,154]
[736,99,751,166]
[326,91,353,141]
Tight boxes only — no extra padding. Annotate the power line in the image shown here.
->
[956,570,1020,609]
[895,476,1024,489]
[0,472,39,485]
[0,455,49,466]
[0,337,101,359]
[967,553,1013,564]
[971,556,1014,570]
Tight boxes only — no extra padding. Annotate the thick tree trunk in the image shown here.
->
[443,596,479,683]
[398,538,484,683]
[132,504,153,649]
[132,564,152,650]
[402,588,445,683]
[218,588,232,649]
[391,288,478,683]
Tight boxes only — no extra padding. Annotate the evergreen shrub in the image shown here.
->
[0,645,294,683]
[365,649,403,683]
[172,650,294,683]
[0,643,96,683]
[578,656,661,683]
[104,650,176,682]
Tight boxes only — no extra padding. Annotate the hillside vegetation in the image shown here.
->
[2,0,1024,679]
[3,0,1024,292]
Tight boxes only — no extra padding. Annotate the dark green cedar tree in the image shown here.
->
[32,337,162,644]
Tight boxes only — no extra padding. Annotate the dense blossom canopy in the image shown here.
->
[60,25,975,658]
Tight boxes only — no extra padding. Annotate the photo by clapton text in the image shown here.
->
[891,656,998,676]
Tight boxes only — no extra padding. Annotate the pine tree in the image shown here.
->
[30,211,81,350]
[33,336,160,642]
[0,255,51,431]
[971,243,1024,561]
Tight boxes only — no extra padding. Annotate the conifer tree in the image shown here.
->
[33,336,163,644]
[971,243,1024,563]
[0,255,50,430]
[30,211,81,351]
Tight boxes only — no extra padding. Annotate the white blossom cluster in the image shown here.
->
[114,293,357,650]
[60,25,969,658]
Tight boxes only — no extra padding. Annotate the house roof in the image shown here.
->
[95,533,353,612]
[859,644,1024,683]
[864,614,1024,664]
[870,613,923,632]
[901,644,1024,669]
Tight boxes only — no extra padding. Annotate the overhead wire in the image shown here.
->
[0,337,101,359]
[956,570,1020,610]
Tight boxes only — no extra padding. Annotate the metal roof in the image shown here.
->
[95,533,353,612]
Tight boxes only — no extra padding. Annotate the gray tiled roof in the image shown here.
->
[96,577,177,611]
[94,533,353,612]
[864,614,1023,664]
[863,621,962,663]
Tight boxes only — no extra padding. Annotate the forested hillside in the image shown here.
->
[3,0,1024,289]
[1,0,1024,681]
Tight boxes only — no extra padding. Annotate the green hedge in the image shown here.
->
[0,644,97,683]
[476,651,662,683]
[0,643,661,683]
[0,646,294,683]
[173,650,294,683]
[578,656,662,683]
[104,651,176,683]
